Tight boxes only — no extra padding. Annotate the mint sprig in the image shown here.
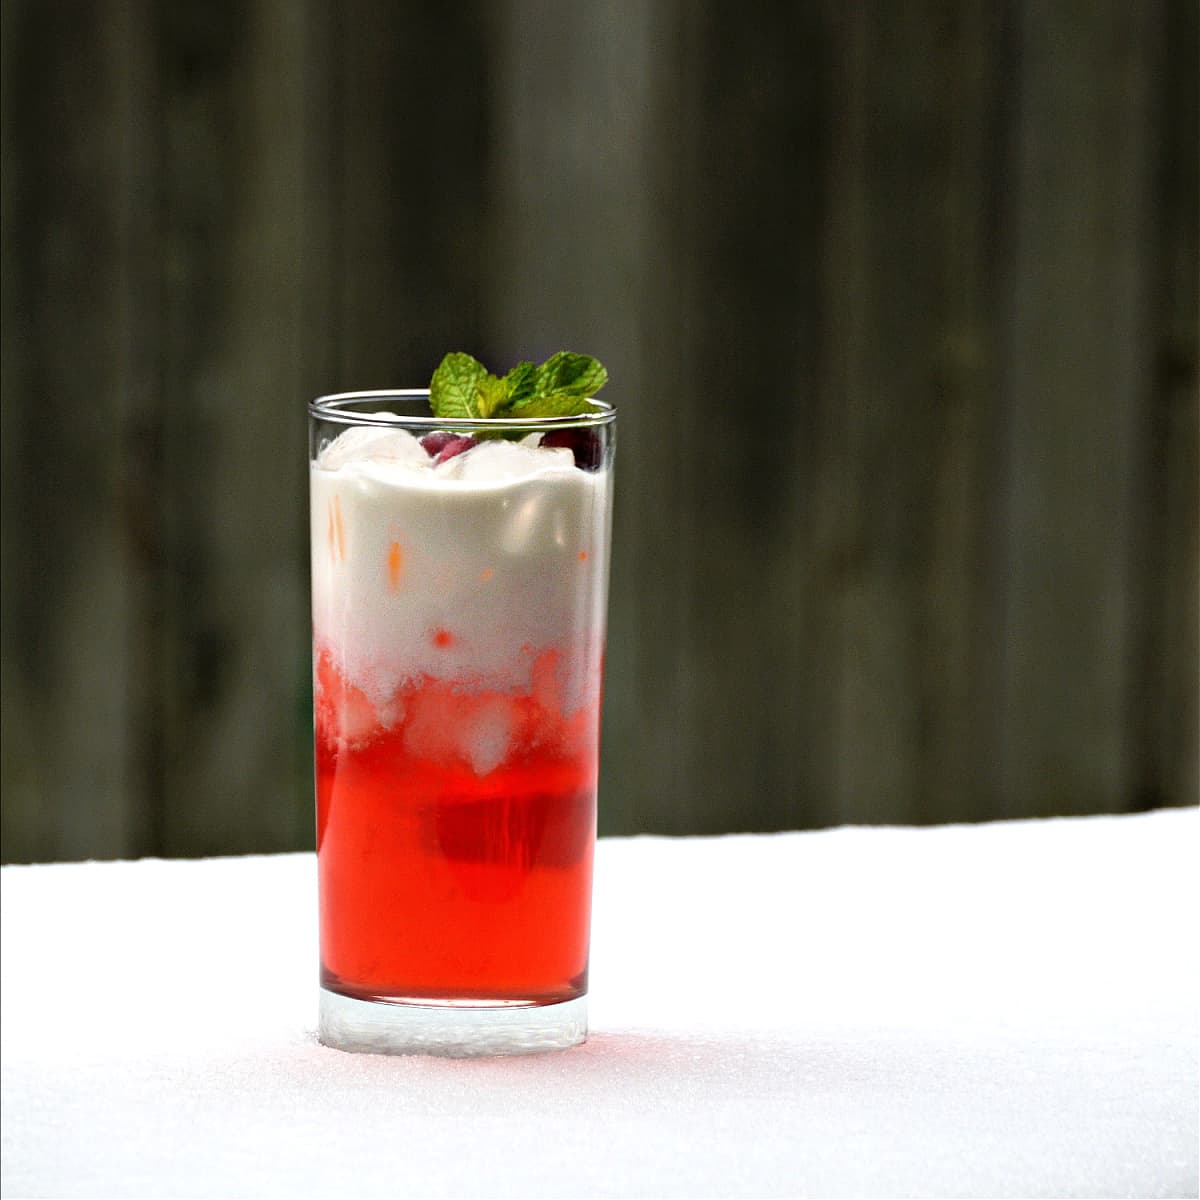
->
[430,351,607,422]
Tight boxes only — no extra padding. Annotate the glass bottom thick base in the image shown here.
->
[318,988,588,1057]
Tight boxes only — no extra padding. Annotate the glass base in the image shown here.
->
[318,988,588,1057]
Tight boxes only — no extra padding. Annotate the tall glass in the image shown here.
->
[308,391,614,1055]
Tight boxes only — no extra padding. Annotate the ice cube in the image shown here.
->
[461,697,515,775]
[317,425,429,470]
[437,439,575,482]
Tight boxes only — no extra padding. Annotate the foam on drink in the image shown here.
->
[311,427,610,722]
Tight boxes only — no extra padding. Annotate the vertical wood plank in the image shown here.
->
[820,3,1009,825]
[0,0,156,860]
[675,2,833,833]
[336,0,490,385]
[1158,0,1199,810]
[917,0,1011,824]
[998,0,1164,816]
[155,0,313,855]
[1132,0,1199,811]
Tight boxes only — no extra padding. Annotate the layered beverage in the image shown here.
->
[309,393,613,1054]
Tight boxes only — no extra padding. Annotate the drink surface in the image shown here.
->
[311,424,610,1005]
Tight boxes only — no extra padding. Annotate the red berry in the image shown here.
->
[541,428,603,470]
[420,431,456,456]
[421,432,476,463]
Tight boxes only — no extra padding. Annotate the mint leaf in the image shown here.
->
[533,352,607,399]
[503,361,538,406]
[430,352,488,419]
[474,374,509,418]
[510,393,605,419]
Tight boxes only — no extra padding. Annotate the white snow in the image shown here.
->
[2,809,1197,1198]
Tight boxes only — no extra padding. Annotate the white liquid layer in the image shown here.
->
[311,427,612,722]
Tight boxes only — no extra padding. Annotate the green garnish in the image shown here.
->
[430,351,608,422]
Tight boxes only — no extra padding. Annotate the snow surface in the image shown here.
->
[2,810,1197,1198]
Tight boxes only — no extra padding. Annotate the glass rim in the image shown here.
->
[309,389,616,430]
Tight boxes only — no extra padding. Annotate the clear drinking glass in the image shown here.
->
[308,391,615,1055]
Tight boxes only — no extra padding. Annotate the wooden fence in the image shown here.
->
[2,0,1195,861]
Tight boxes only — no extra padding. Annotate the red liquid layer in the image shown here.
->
[315,650,597,1004]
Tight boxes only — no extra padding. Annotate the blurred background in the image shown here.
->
[1,0,1196,863]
